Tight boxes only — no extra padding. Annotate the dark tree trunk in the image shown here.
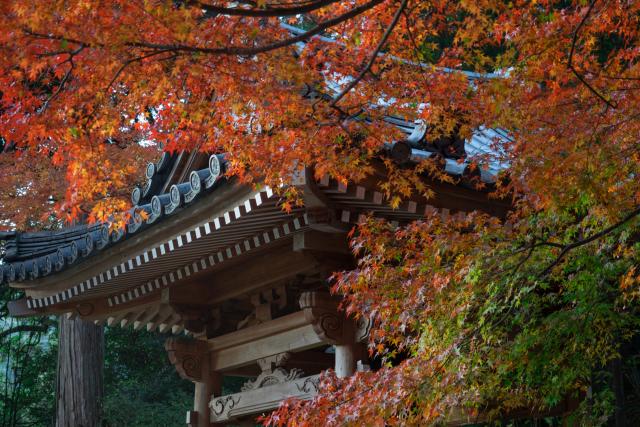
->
[55,316,104,427]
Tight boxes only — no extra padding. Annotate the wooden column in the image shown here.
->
[193,372,221,427]
[299,292,363,378]
[335,342,356,378]
[165,338,217,427]
[193,382,209,427]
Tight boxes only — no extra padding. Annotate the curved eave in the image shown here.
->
[0,154,227,287]
[3,176,245,291]
[1,122,510,290]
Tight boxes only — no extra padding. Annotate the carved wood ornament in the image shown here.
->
[165,338,209,382]
[241,352,304,391]
[299,291,354,345]
[299,291,371,345]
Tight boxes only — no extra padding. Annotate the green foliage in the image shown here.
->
[0,287,56,427]
[285,204,640,425]
[103,327,193,427]
[0,299,196,427]
[102,389,192,427]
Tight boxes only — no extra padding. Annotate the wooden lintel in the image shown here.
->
[209,374,320,422]
[210,324,322,371]
[208,311,324,371]
[208,311,309,352]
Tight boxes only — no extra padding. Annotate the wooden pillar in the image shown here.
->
[334,343,356,378]
[165,338,216,427]
[194,372,221,427]
[299,292,370,378]
[300,291,365,379]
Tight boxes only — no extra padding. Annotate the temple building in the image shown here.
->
[1,120,513,426]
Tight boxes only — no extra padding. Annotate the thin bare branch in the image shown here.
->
[540,206,640,277]
[567,0,617,109]
[39,45,84,113]
[129,0,386,56]
[105,49,174,92]
[330,0,408,108]
[196,0,340,17]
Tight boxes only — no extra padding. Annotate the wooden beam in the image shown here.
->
[207,311,325,371]
[208,311,309,351]
[134,306,161,331]
[206,250,320,304]
[210,326,322,371]
[159,313,182,333]
[147,305,174,332]
[7,298,39,317]
[293,231,350,254]
[21,180,251,295]
[209,374,320,422]
[60,292,161,321]
[161,283,212,306]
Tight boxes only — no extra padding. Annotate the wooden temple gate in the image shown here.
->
[2,124,512,425]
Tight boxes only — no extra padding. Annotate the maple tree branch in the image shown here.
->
[567,0,617,109]
[540,206,640,277]
[22,0,387,67]
[105,49,174,91]
[129,0,386,56]
[196,0,341,17]
[22,28,90,47]
[39,45,84,113]
[329,0,408,108]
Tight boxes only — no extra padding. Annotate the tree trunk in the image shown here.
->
[55,316,104,427]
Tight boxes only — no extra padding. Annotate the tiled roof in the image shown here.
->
[0,152,227,286]
[0,118,509,288]
[0,22,512,288]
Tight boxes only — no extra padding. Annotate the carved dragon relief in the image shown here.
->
[241,367,304,391]
[209,374,322,422]
[241,352,304,391]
